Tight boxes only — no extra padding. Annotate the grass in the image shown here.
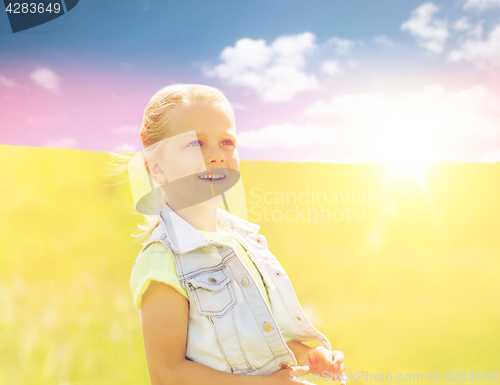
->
[1,144,499,384]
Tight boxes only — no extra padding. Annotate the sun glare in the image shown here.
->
[388,157,428,181]
[378,132,434,183]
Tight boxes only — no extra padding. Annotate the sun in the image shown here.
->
[377,132,434,183]
[388,157,428,181]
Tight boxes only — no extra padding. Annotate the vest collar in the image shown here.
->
[158,201,260,254]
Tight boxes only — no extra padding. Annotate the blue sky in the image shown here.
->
[1,0,500,163]
[3,0,498,68]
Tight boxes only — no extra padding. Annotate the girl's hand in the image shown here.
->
[298,347,346,384]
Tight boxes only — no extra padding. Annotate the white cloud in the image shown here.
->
[448,23,500,68]
[304,85,500,161]
[114,143,136,152]
[467,21,485,39]
[348,61,360,68]
[238,123,337,148]
[463,0,500,9]
[112,125,139,134]
[481,149,500,161]
[401,2,449,53]
[272,33,317,68]
[373,34,395,46]
[453,17,472,31]
[327,36,356,54]
[30,67,61,92]
[0,75,17,88]
[45,137,77,148]
[203,33,319,102]
[321,60,343,77]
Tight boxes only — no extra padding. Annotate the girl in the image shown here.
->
[116,84,346,384]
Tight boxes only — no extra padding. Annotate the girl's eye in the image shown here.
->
[222,139,235,146]
[187,139,235,147]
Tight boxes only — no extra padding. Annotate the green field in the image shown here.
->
[1,144,499,385]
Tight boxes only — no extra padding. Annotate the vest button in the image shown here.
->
[208,277,217,284]
[263,322,273,332]
[241,277,249,287]
[280,362,289,369]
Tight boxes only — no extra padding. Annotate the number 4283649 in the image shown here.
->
[5,2,62,14]
[444,372,499,381]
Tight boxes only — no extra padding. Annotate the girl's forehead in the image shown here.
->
[171,102,236,135]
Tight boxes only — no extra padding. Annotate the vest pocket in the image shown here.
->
[187,270,236,317]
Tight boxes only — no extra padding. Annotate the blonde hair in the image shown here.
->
[105,84,234,245]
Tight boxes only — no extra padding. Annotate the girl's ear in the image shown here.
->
[147,158,168,185]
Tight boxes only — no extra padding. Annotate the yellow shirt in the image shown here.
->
[130,224,271,310]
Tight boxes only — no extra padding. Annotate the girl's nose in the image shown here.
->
[206,147,225,164]
[209,155,224,164]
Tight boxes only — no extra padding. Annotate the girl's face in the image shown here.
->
[150,101,240,210]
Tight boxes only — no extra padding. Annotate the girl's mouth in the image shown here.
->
[197,173,226,182]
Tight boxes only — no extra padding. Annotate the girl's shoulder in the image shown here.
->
[129,241,188,308]
[132,241,173,272]
[143,241,172,254]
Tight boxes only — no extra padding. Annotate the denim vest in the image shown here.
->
[133,202,331,375]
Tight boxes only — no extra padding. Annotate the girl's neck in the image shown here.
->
[172,202,219,232]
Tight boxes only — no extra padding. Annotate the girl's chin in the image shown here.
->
[200,194,225,207]
[166,192,227,210]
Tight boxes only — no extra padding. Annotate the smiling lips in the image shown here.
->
[197,173,226,181]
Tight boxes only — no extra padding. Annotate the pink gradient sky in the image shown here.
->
[1,0,500,163]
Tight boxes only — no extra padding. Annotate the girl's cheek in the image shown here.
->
[183,154,207,173]
[165,155,203,181]
[227,146,239,159]
[232,151,240,169]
